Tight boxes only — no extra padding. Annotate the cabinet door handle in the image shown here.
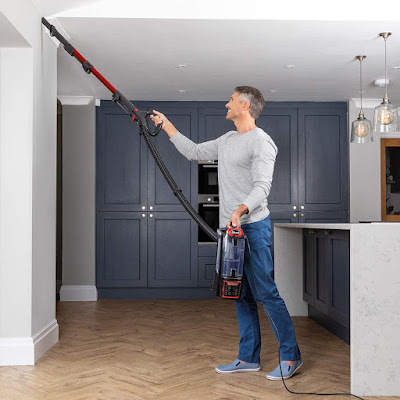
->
[309,229,315,234]
[149,206,153,210]
[300,206,305,210]
[293,206,297,210]
[142,214,146,218]
[301,213,304,217]
[325,230,331,235]
[293,213,297,217]
[141,206,146,210]
[149,214,153,218]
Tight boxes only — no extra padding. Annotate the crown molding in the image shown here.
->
[58,96,94,105]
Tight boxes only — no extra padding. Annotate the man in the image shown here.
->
[150,86,302,380]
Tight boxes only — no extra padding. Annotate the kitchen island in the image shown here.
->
[273,222,400,397]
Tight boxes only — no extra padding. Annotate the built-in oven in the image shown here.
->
[198,161,218,195]
[198,194,219,243]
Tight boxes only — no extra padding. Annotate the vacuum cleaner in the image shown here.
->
[212,227,246,299]
[41,18,364,400]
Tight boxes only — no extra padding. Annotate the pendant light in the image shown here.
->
[351,55,373,143]
[373,32,399,134]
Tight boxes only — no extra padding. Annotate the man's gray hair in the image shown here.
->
[235,86,265,119]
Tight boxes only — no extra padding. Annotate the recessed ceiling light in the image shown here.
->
[176,64,188,69]
[177,89,187,93]
[285,64,296,69]
[374,78,389,87]
[392,66,400,70]
[358,91,367,94]
[269,89,278,94]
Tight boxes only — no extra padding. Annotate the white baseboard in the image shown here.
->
[33,319,59,363]
[60,285,98,301]
[0,319,59,366]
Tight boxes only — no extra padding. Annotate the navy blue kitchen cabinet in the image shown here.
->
[96,102,202,298]
[97,101,348,298]
[198,103,348,222]
[298,107,348,213]
[97,212,147,287]
[303,229,350,343]
[147,212,198,287]
[96,107,147,212]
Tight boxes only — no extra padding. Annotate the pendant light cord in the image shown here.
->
[384,36,388,98]
[359,58,363,112]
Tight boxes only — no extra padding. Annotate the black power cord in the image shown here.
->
[245,238,365,400]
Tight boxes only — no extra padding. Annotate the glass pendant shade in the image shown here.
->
[351,112,373,143]
[374,32,399,134]
[373,97,399,133]
[351,55,373,143]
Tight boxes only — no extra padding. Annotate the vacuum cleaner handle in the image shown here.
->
[145,112,163,136]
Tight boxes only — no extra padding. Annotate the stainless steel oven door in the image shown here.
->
[198,203,219,243]
[198,164,218,194]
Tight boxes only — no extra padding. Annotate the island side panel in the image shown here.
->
[350,224,400,396]
[273,226,308,316]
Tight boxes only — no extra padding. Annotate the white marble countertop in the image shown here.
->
[274,222,400,230]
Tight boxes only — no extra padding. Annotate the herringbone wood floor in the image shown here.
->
[0,300,396,400]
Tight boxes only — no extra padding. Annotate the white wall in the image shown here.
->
[0,48,33,337]
[62,104,96,287]
[0,1,58,364]
[348,100,382,222]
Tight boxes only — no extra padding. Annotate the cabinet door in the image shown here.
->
[97,212,147,287]
[327,230,350,328]
[303,229,315,306]
[314,231,330,314]
[147,212,198,287]
[257,109,298,212]
[298,107,348,212]
[147,106,198,212]
[96,106,147,212]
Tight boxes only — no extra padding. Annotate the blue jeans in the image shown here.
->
[234,216,301,363]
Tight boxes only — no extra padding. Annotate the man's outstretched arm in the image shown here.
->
[151,110,219,161]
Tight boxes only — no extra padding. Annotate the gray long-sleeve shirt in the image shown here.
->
[170,127,278,226]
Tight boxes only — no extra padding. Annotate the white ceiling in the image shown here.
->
[34,0,400,102]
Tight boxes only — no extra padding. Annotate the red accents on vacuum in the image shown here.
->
[227,227,244,238]
[91,68,116,93]
[72,49,85,64]
[72,50,116,93]
[222,281,241,299]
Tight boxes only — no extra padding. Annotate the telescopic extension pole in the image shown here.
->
[42,18,218,242]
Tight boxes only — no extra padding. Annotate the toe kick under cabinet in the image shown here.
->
[303,229,350,343]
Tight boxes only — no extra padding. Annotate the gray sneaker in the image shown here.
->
[266,359,303,380]
[215,359,260,374]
